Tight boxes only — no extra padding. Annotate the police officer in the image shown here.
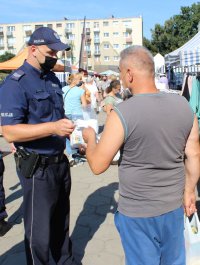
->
[0,27,80,264]
[0,150,12,237]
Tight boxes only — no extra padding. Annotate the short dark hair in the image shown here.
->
[106,80,120,93]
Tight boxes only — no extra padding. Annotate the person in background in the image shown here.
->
[84,76,99,113]
[0,127,12,237]
[99,75,110,98]
[82,45,199,265]
[0,27,80,265]
[62,73,87,166]
[102,80,123,115]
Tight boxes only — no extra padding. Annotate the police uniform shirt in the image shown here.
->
[0,61,65,155]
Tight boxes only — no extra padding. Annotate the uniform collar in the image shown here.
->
[23,61,47,79]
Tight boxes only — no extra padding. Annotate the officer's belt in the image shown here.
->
[39,153,64,165]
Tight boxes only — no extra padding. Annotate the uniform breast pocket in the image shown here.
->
[54,89,64,117]
[32,92,53,118]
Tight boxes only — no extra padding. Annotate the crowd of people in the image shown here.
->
[0,26,199,265]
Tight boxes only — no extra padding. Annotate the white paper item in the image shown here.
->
[75,119,98,134]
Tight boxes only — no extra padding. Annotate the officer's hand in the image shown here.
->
[54,119,75,137]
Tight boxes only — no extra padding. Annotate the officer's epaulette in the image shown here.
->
[11,69,25,81]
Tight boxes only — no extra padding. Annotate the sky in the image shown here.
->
[0,0,198,39]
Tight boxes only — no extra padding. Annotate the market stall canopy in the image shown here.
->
[99,69,119,76]
[0,47,65,72]
[154,53,165,74]
[165,31,200,66]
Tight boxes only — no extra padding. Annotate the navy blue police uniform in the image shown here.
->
[0,154,6,221]
[0,61,78,265]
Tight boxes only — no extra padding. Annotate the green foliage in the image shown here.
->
[146,2,200,56]
[0,52,15,74]
[0,52,15,63]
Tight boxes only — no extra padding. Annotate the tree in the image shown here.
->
[0,52,15,62]
[0,52,15,74]
[148,2,200,55]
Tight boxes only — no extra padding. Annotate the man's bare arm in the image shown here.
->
[184,115,200,216]
[83,110,124,174]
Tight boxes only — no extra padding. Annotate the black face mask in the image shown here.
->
[36,48,57,72]
[40,56,57,73]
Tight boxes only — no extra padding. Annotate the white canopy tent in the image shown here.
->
[154,53,165,74]
[165,31,200,67]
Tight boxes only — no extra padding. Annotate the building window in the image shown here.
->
[66,23,75,29]
[113,32,119,37]
[24,36,30,43]
[113,21,119,26]
[113,44,119,49]
[114,56,119,61]
[123,44,131,49]
[35,25,43,29]
[95,56,100,62]
[7,37,15,47]
[104,56,110,61]
[7,26,15,32]
[94,32,100,38]
[104,43,109,49]
[123,32,130,37]
[86,22,90,27]
[93,22,99,28]
[47,24,53,28]
[0,27,3,32]
[56,23,62,28]
[104,32,109,37]
[103,21,109,26]
[67,34,75,40]
[123,20,132,28]
[0,37,4,48]
[23,25,31,31]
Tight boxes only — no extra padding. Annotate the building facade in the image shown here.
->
[0,16,143,72]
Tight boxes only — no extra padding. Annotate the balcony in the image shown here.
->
[85,28,90,35]
[94,38,100,44]
[85,36,91,43]
[93,27,100,32]
[7,43,14,48]
[94,51,101,56]
[7,31,13,37]
[65,28,72,34]
[126,27,132,34]
[0,43,4,49]
[67,40,74,45]
[126,36,132,43]
[25,30,32,37]
[87,51,91,58]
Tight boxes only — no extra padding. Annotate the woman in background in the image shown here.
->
[103,80,123,115]
[62,73,87,165]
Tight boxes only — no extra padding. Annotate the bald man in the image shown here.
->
[83,45,199,265]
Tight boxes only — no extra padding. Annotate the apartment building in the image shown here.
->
[0,16,143,72]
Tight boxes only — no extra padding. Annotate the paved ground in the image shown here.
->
[0,111,199,265]
[0,112,125,265]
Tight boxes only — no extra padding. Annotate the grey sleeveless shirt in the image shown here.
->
[115,92,194,217]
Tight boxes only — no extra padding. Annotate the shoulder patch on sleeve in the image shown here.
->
[11,69,25,81]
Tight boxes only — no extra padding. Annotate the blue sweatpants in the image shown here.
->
[114,207,185,265]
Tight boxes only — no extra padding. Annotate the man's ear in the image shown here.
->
[127,69,133,83]
[31,45,37,57]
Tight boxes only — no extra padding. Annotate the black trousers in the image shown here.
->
[0,158,6,220]
[17,155,77,265]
